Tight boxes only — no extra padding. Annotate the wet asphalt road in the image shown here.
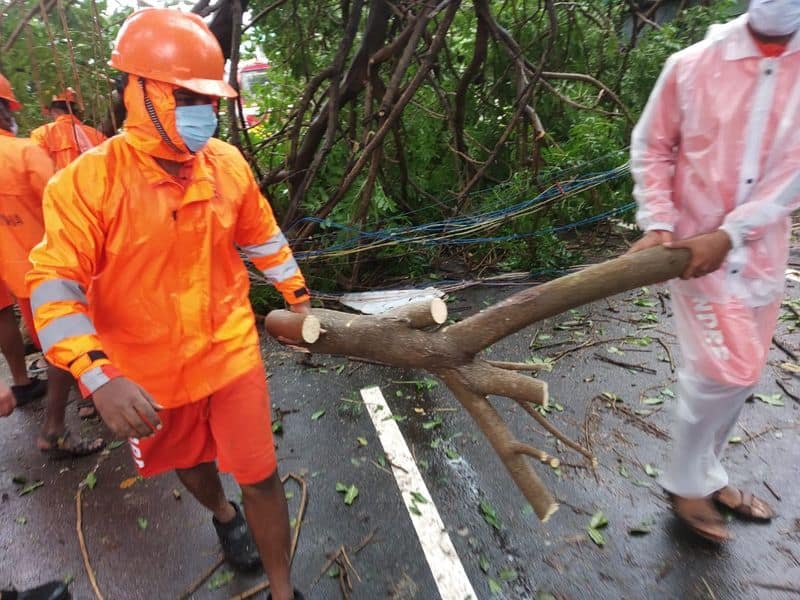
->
[1,280,799,600]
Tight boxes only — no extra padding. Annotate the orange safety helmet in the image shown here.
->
[109,8,237,99]
[51,87,79,104]
[0,73,21,111]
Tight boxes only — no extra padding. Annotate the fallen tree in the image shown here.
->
[265,245,690,521]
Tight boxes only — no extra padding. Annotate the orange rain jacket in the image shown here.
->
[27,78,309,407]
[30,114,106,170]
[0,130,55,299]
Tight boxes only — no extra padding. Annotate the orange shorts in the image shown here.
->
[128,365,277,485]
[0,281,41,350]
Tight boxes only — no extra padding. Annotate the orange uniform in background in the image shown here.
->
[30,114,106,171]
[0,129,55,347]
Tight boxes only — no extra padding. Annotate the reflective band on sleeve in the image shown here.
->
[31,278,87,314]
[241,232,288,259]
[79,365,111,395]
[38,313,97,353]
[261,256,299,284]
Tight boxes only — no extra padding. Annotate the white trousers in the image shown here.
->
[658,291,781,497]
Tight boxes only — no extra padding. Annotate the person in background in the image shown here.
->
[628,0,800,542]
[30,88,106,171]
[27,9,307,599]
[0,73,104,458]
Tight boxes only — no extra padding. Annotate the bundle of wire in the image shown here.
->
[284,160,633,263]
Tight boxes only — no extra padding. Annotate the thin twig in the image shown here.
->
[763,480,782,502]
[775,378,800,405]
[593,353,657,375]
[76,488,104,600]
[655,337,675,372]
[773,336,798,362]
[749,581,800,594]
[353,528,378,554]
[178,556,224,599]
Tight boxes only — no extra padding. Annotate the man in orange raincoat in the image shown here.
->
[30,88,106,171]
[0,73,104,459]
[28,9,306,599]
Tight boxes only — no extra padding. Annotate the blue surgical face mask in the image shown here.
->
[175,104,217,153]
[749,0,800,36]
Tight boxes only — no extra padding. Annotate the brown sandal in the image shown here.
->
[39,429,106,460]
[670,494,731,543]
[712,486,775,522]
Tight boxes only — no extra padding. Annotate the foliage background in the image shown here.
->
[0,0,743,309]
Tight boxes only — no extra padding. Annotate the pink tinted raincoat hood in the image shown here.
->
[631,15,800,307]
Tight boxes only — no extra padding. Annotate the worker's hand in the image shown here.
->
[0,382,15,417]
[664,230,732,280]
[92,377,163,439]
[626,229,673,254]
[289,300,312,315]
[275,300,313,346]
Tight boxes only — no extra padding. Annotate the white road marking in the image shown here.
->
[361,385,478,600]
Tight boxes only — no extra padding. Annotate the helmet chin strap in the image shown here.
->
[138,77,190,156]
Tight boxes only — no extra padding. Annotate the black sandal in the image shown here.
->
[11,377,47,407]
[39,429,106,460]
[0,580,70,600]
[213,502,262,572]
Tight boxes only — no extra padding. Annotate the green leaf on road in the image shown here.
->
[271,420,283,434]
[499,568,517,581]
[755,393,784,407]
[728,436,743,444]
[357,437,368,447]
[423,416,443,430]
[327,565,341,578]
[589,511,609,530]
[444,448,460,460]
[15,516,27,525]
[488,578,503,595]
[661,388,675,398]
[409,503,422,516]
[18,481,43,496]
[335,482,348,493]
[644,464,661,478]
[207,569,234,590]
[480,500,501,530]
[137,517,148,530]
[107,440,126,450]
[311,409,326,420]
[343,485,359,505]
[587,527,606,546]
[83,472,97,490]
[628,519,655,536]
[642,397,663,405]
[410,491,428,504]
[618,465,630,478]
[479,555,490,574]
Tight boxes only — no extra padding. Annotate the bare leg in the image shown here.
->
[241,471,293,600]
[175,461,236,522]
[37,365,103,454]
[0,306,30,385]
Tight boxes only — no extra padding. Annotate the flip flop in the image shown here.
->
[76,398,98,420]
[39,429,106,460]
[713,486,776,522]
[27,357,48,377]
[669,494,731,544]
[11,377,47,407]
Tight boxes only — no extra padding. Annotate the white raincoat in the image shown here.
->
[631,14,798,496]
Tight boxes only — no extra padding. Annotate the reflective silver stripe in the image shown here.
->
[241,232,288,259]
[79,366,110,394]
[262,256,299,284]
[38,314,97,353]
[31,278,87,314]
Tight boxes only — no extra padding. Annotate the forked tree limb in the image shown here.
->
[437,369,559,521]
[265,247,690,520]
